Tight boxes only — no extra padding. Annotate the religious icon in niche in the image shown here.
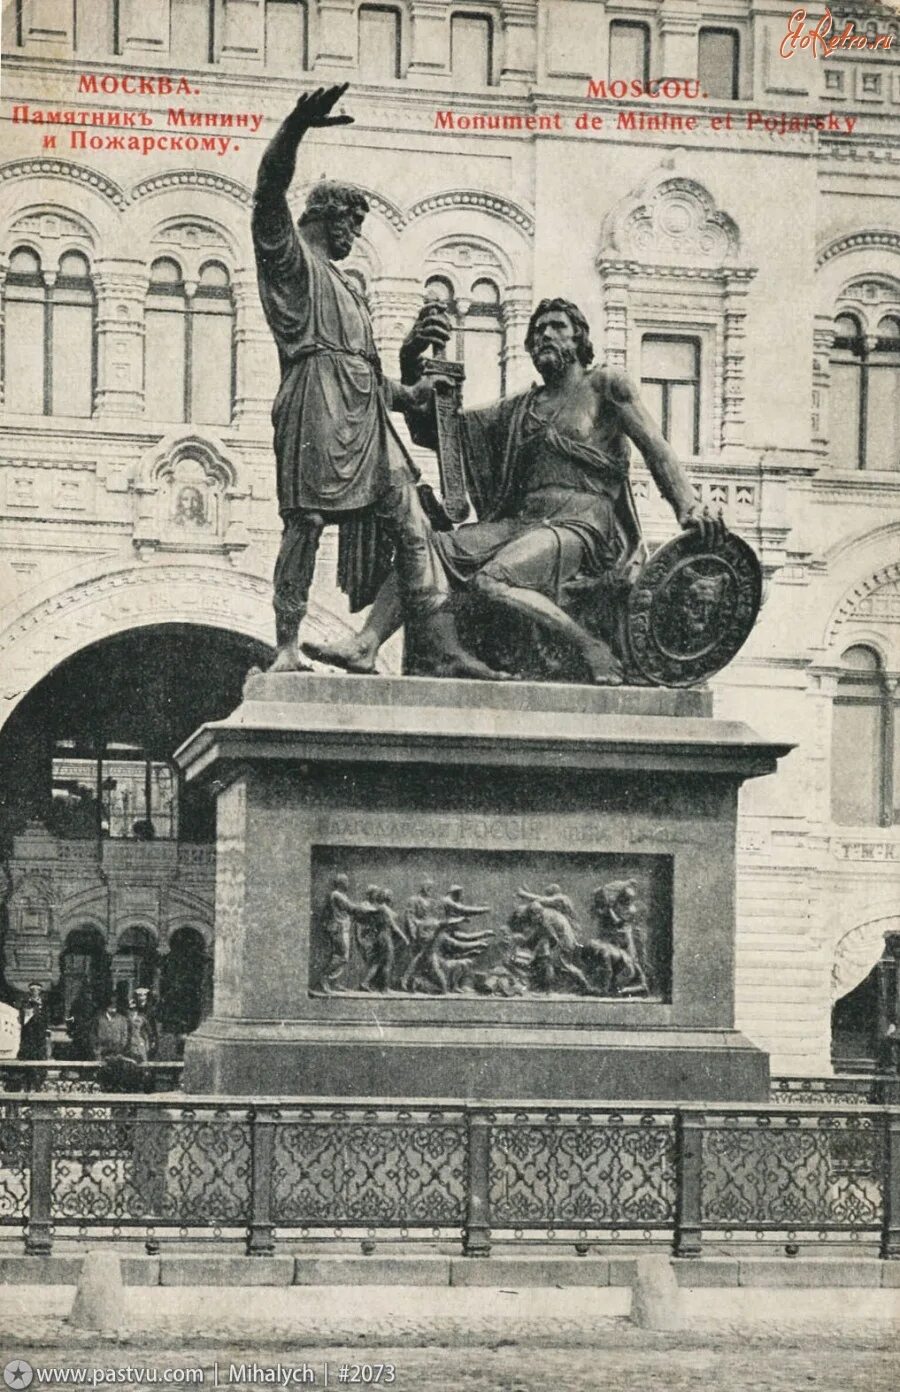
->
[173,484,208,528]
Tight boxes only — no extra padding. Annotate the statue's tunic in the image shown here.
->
[434,386,643,599]
[252,199,411,516]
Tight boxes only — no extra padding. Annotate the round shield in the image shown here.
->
[626,530,762,687]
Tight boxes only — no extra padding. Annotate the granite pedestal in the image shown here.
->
[176,674,792,1101]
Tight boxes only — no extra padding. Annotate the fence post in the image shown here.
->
[881,1107,900,1260]
[673,1109,704,1259]
[247,1105,276,1256]
[463,1108,491,1257]
[25,1102,53,1256]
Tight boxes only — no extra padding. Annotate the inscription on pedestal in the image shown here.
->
[309,847,672,1001]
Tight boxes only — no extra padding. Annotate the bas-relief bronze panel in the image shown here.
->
[309,846,672,1002]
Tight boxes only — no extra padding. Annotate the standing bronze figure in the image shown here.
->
[253,85,504,679]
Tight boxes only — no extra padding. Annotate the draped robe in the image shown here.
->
[253,188,413,609]
[432,385,646,599]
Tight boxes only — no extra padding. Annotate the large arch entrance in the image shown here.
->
[0,622,270,1053]
[832,928,900,1072]
[0,623,270,848]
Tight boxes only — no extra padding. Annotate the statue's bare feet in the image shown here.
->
[429,650,514,682]
[269,641,314,673]
[583,639,624,687]
[301,635,378,675]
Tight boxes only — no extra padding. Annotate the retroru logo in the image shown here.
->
[780,7,895,58]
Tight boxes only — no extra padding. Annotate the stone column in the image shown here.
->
[120,0,169,56]
[721,270,755,453]
[658,0,698,78]
[0,263,7,411]
[597,264,631,373]
[219,0,264,66]
[312,0,356,73]
[805,669,838,828]
[92,261,147,419]
[811,316,835,454]
[20,0,74,51]
[232,267,276,430]
[499,0,537,90]
[501,291,534,395]
[407,0,448,77]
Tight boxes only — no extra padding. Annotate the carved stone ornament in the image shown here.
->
[626,531,762,687]
[311,870,669,1001]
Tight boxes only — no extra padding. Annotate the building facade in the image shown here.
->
[1,0,899,1070]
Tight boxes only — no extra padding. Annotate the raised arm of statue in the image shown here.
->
[252,85,353,279]
[255,84,352,204]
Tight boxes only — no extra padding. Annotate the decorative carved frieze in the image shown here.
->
[131,170,253,206]
[0,159,127,209]
[309,847,672,1001]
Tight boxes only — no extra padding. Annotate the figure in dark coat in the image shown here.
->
[253,84,503,681]
[18,982,50,1061]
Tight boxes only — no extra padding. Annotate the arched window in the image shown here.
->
[60,927,110,1040]
[160,926,212,1037]
[831,644,899,826]
[608,19,650,82]
[450,12,493,87]
[830,300,900,471]
[698,27,740,101]
[112,926,158,1007]
[463,278,503,406]
[424,273,504,407]
[3,245,95,417]
[145,257,234,425]
[265,0,308,72]
[359,4,401,79]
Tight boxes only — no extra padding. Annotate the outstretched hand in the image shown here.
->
[680,504,727,548]
[291,84,354,130]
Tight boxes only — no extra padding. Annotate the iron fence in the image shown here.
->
[3,1062,894,1106]
[0,1062,184,1095]
[2,1092,899,1260]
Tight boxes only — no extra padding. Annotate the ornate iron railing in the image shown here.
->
[3,1062,890,1104]
[0,1062,184,1094]
[1,1093,899,1260]
[771,1075,897,1106]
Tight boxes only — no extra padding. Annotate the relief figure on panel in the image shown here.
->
[312,867,662,1000]
[584,880,650,997]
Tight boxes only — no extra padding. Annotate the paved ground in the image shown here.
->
[5,1343,899,1392]
[4,1281,899,1391]
[6,1283,900,1346]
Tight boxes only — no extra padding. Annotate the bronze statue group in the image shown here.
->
[253,84,726,689]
